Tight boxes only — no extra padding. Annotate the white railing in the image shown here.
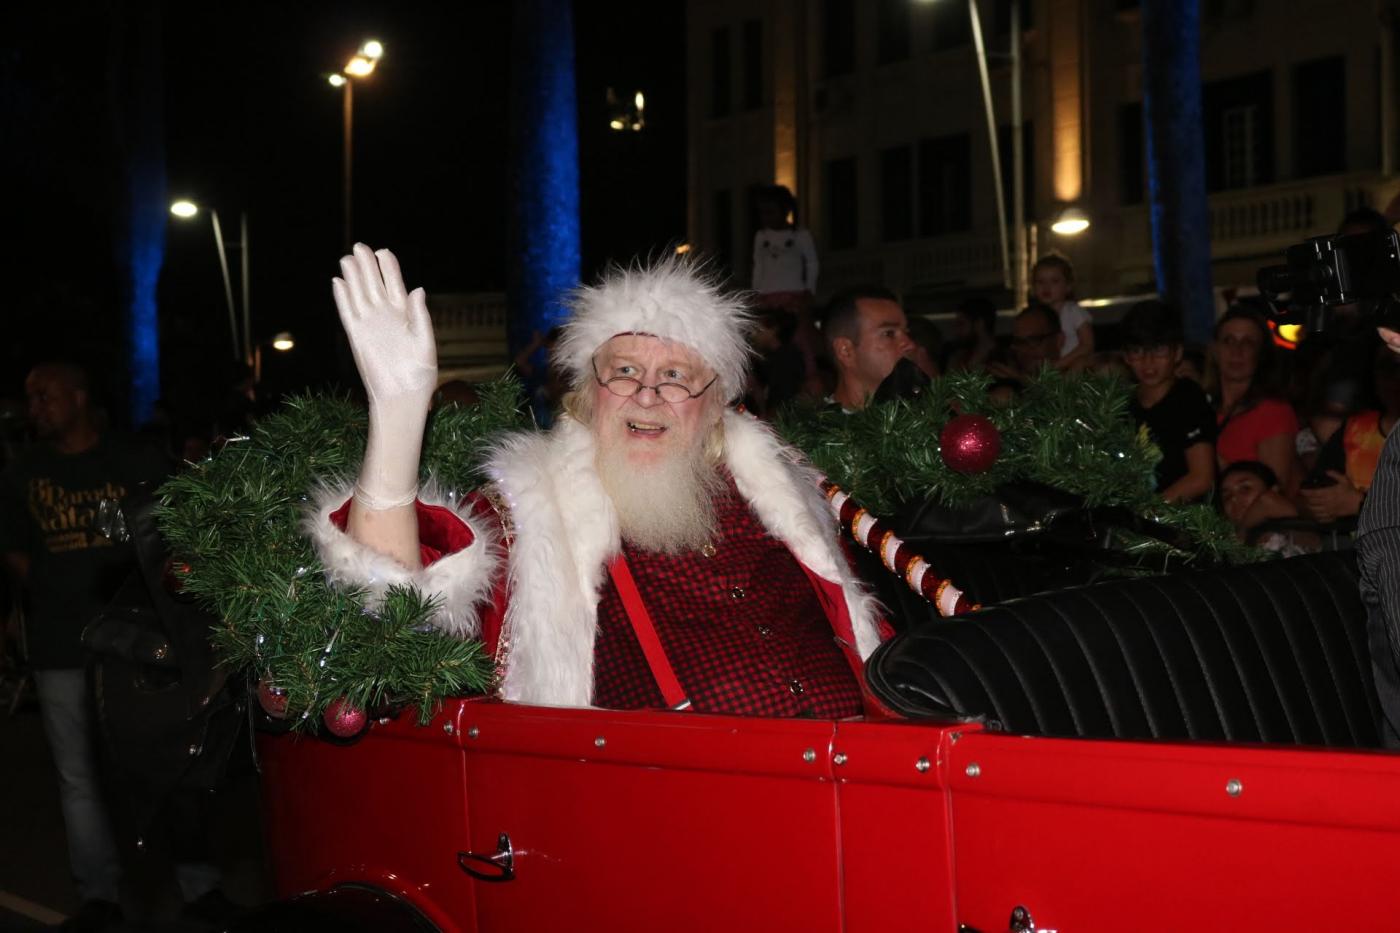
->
[428,292,510,378]
[821,232,1005,298]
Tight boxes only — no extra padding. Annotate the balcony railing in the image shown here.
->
[428,292,510,380]
[1120,171,1400,271]
[822,232,1006,298]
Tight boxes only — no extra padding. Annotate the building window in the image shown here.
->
[994,0,1032,34]
[928,0,971,52]
[742,19,764,110]
[826,157,859,249]
[711,27,732,118]
[877,0,910,65]
[918,134,972,236]
[1294,56,1346,177]
[823,0,856,77]
[713,188,733,274]
[1119,102,1145,205]
[1222,106,1259,188]
[880,145,913,242]
[1204,70,1274,191]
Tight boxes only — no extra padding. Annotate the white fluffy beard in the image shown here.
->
[595,424,723,555]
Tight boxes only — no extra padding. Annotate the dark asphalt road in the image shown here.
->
[0,685,270,932]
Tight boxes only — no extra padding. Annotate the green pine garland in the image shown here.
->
[155,379,529,728]
[776,369,1260,566]
[156,368,1253,732]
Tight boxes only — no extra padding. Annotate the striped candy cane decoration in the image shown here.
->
[823,481,979,617]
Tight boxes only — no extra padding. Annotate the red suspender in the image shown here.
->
[606,554,692,711]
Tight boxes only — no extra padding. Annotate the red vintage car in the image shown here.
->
[229,549,1398,933]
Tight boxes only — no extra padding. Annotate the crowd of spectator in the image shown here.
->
[738,195,1400,557]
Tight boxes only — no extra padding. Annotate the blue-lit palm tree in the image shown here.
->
[1141,0,1213,343]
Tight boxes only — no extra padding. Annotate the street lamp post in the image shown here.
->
[171,199,248,364]
[921,0,1027,301]
[329,40,383,253]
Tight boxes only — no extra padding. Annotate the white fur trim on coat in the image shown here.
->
[486,419,619,706]
[552,257,755,403]
[304,478,501,638]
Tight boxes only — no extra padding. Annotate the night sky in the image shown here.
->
[4,1,685,427]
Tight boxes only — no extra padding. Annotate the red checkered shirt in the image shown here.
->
[590,477,864,718]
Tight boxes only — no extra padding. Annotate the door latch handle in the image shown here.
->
[458,832,514,882]
[957,904,1037,933]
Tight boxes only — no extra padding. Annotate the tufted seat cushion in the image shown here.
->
[865,552,1380,747]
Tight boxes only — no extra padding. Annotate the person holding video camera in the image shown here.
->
[1358,322,1400,748]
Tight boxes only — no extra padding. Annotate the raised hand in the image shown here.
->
[331,245,436,523]
[332,243,438,411]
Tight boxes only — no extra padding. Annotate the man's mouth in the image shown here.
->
[627,420,668,437]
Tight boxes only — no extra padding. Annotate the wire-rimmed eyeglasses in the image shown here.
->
[591,356,717,404]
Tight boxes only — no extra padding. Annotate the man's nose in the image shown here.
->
[899,332,916,354]
[632,385,665,408]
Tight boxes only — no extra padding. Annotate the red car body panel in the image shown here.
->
[257,698,1400,932]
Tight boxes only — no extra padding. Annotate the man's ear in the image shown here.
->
[832,336,854,365]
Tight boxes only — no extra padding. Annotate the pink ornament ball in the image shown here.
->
[323,697,368,738]
[257,679,289,719]
[939,414,1002,474]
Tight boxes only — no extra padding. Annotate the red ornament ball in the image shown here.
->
[939,414,1001,474]
[323,698,368,738]
[256,679,288,719]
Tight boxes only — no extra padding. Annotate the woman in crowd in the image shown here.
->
[1208,303,1302,494]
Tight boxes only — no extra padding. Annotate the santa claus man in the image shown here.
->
[311,244,885,715]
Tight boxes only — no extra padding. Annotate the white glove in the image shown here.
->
[332,244,438,511]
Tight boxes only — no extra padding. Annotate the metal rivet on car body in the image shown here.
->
[833,752,848,765]
[443,722,455,735]
[467,726,479,739]
[594,736,606,747]
[187,744,201,757]
[915,757,931,772]
[1226,778,1243,796]
[803,748,817,763]
[965,762,981,778]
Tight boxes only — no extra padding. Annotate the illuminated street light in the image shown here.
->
[168,199,250,364]
[331,38,384,251]
[271,331,296,351]
[606,86,646,132]
[1050,206,1091,236]
[344,55,375,77]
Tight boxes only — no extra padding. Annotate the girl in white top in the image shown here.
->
[1033,252,1094,371]
[752,186,819,298]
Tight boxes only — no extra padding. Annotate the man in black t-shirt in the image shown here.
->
[0,362,168,929]
[1120,301,1217,502]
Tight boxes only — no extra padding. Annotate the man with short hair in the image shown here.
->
[822,286,915,412]
[988,304,1064,391]
[945,297,999,372]
[311,246,885,715]
[0,362,168,931]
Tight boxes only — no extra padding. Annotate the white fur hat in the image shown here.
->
[553,257,754,402]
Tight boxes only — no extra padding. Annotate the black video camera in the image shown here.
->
[1257,229,1400,331]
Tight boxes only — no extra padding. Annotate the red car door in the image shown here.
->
[458,701,847,931]
[946,731,1400,932]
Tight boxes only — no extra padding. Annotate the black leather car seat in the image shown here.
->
[866,552,1380,747]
